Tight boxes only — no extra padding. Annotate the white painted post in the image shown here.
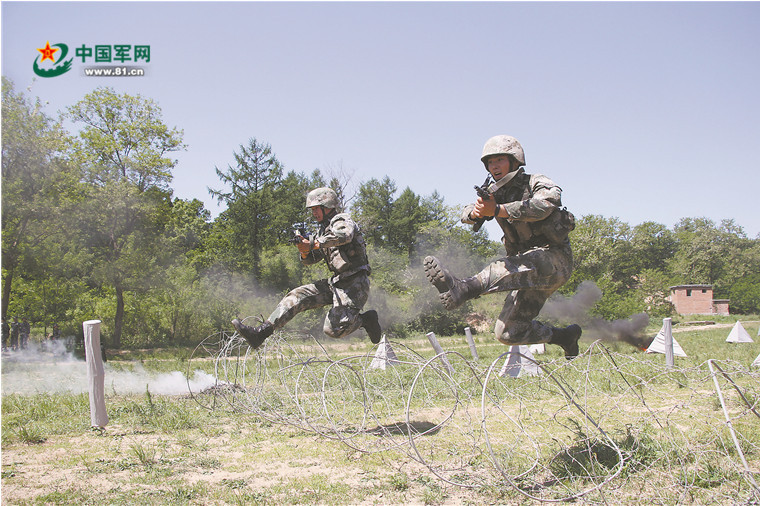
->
[83,320,108,428]
[464,327,479,361]
[663,317,674,369]
[426,332,454,374]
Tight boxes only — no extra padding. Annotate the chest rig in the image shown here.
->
[493,171,575,254]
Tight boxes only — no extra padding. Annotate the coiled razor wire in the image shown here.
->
[187,330,760,504]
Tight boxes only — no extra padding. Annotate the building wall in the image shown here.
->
[713,299,730,316]
[670,285,714,315]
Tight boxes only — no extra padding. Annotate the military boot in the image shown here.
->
[360,310,382,344]
[232,319,274,350]
[550,324,582,360]
[423,256,482,310]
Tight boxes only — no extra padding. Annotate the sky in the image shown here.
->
[2,1,759,240]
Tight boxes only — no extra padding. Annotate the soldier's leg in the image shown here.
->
[480,246,573,294]
[494,289,582,359]
[489,248,581,359]
[233,280,332,349]
[494,288,555,346]
[423,256,485,310]
[323,274,375,340]
[269,279,333,329]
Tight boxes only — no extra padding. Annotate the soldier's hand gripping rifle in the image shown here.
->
[291,223,311,244]
[472,176,494,233]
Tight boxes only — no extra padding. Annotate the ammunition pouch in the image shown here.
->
[536,207,575,245]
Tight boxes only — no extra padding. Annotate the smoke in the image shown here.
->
[540,280,652,349]
[0,339,216,396]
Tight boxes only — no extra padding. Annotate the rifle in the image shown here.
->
[290,223,311,244]
[472,176,494,232]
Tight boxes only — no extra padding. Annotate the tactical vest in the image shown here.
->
[322,221,371,278]
[493,172,575,254]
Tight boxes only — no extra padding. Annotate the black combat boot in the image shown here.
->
[232,319,274,350]
[550,324,582,360]
[423,256,482,310]
[360,310,382,344]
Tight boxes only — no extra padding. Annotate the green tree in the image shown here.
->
[388,187,423,258]
[729,272,760,314]
[1,77,70,322]
[65,87,185,347]
[629,221,676,272]
[567,215,632,289]
[353,177,397,247]
[667,218,750,297]
[209,138,291,279]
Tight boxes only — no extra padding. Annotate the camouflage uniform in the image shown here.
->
[268,212,371,338]
[425,135,579,355]
[460,168,573,345]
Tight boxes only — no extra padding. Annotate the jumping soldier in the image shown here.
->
[233,187,382,349]
[424,135,582,358]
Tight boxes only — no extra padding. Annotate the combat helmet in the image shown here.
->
[306,187,340,210]
[481,135,525,169]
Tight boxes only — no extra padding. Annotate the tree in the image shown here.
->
[667,217,750,297]
[65,87,185,347]
[388,187,423,258]
[352,177,397,247]
[208,139,322,281]
[1,77,70,321]
[629,221,676,273]
[567,215,633,289]
[209,138,285,279]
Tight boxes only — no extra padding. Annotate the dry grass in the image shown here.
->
[2,322,760,504]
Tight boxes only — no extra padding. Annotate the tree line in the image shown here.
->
[3,78,759,348]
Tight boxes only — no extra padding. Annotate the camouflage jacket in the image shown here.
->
[302,212,370,280]
[462,168,571,254]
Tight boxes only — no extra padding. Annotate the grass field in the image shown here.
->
[2,319,759,505]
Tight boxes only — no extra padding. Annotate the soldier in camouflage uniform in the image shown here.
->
[424,135,582,358]
[233,187,382,349]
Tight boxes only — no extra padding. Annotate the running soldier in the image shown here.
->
[20,318,30,350]
[424,135,582,358]
[10,317,20,351]
[233,187,382,349]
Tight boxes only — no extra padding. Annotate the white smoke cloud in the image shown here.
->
[1,340,217,396]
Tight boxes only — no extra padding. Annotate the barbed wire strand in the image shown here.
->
[186,330,760,504]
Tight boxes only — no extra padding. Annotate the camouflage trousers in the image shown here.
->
[473,243,573,346]
[267,273,370,339]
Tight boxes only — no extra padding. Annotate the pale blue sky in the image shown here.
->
[3,1,759,239]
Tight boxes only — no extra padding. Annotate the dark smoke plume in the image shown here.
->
[540,281,652,350]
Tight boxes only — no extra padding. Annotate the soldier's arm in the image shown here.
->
[501,174,561,222]
[461,203,478,224]
[315,213,355,248]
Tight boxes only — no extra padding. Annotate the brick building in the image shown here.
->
[668,285,730,316]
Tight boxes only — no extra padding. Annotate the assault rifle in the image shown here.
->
[472,176,494,233]
[291,223,311,244]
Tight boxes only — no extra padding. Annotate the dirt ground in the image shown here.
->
[3,321,758,504]
[1,418,494,505]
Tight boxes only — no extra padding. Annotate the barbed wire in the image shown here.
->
[187,330,760,504]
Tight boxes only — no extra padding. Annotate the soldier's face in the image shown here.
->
[311,206,325,222]
[487,155,512,180]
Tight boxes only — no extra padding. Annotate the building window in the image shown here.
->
[687,289,692,296]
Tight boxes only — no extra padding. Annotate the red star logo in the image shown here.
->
[37,41,58,63]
